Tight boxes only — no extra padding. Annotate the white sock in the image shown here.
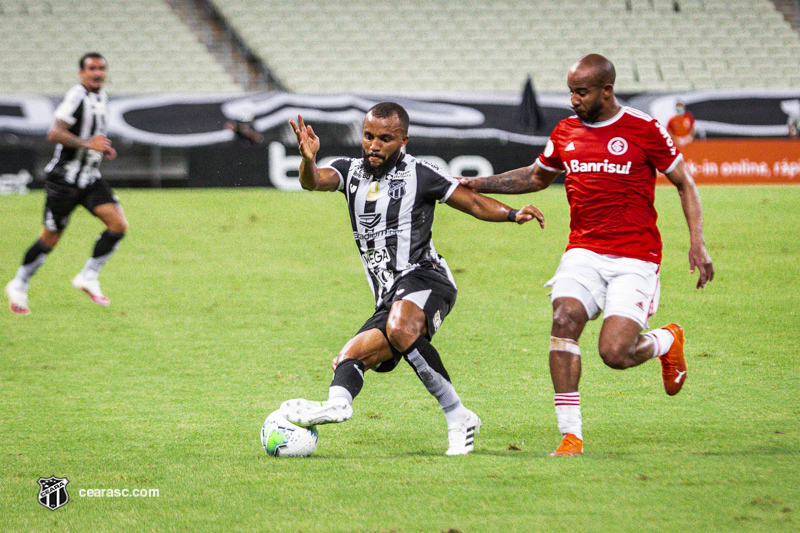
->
[327,385,353,405]
[79,257,105,281]
[444,401,470,426]
[554,392,582,441]
[12,267,31,291]
[644,328,676,358]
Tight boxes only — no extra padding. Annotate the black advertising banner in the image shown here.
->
[1,89,798,188]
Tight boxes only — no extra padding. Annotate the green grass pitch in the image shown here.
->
[1,185,798,532]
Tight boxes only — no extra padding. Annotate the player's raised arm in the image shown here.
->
[288,114,340,191]
[459,161,559,194]
[445,184,545,228]
[664,159,715,289]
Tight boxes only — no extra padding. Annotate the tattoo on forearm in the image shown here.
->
[477,168,536,194]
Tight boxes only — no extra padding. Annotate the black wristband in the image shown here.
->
[507,209,519,222]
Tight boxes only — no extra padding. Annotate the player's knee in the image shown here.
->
[385,321,418,353]
[40,233,61,248]
[598,341,633,369]
[552,306,585,337]
[110,218,128,235]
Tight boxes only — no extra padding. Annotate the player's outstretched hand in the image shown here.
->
[513,204,545,228]
[288,114,320,161]
[689,243,714,289]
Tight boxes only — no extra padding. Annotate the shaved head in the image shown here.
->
[569,54,616,88]
[567,54,620,123]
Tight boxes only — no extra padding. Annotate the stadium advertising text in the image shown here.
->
[268,142,495,191]
[657,139,800,184]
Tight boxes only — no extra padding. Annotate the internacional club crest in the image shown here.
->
[38,476,70,511]
[607,136,629,156]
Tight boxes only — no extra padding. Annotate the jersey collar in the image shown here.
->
[581,106,626,128]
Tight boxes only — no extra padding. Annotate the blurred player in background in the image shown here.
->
[280,102,545,455]
[461,54,714,456]
[667,100,696,147]
[787,104,800,138]
[5,52,128,314]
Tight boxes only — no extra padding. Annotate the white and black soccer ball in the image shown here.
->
[261,409,318,457]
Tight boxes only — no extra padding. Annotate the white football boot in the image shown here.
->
[72,274,110,306]
[445,409,481,456]
[5,279,30,315]
[280,397,352,427]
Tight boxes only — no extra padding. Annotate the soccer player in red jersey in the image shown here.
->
[461,54,714,456]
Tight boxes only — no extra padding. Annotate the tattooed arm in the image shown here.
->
[459,161,560,194]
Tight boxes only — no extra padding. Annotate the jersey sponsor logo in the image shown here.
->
[361,248,392,293]
[607,137,628,155]
[353,227,404,241]
[392,170,413,180]
[361,247,390,269]
[352,168,369,181]
[387,180,406,199]
[654,121,678,155]
[567,159,632,175]
[358,213,382,229]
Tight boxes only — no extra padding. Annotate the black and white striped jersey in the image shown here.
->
[324,153,459,305]
[44,84,109,189]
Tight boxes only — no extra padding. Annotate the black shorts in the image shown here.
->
[357,268,457,373]
[43,176,118,232]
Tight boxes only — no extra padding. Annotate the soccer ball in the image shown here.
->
[260,409,318,457]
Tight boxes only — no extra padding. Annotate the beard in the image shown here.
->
[362,147,403,179]
[577,100,605,124]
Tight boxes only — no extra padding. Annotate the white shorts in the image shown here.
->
[545,248,661,328]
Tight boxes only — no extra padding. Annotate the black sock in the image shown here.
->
[402,336,461,413]
[92,230,124,258]
[23,239,52,265]
[402,336,451,383]
[329,359,365,401]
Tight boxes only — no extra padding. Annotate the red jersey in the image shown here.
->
[537,106,682,264]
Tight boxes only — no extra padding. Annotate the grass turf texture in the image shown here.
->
[1,185,797,532]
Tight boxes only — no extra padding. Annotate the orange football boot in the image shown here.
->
[549,433,583,457]
[659,323,687,396]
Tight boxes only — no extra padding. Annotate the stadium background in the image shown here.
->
[1,0,799,189]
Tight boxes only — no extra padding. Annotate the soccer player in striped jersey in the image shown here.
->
[280,102,545,455]
[461,54,715,457]
[5,52,128,314]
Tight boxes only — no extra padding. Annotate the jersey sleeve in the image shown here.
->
[320,158,351,192]
[53,85,86,126]
[418,160,459,202]
[645,118,683,173]
[537,122,566,172]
